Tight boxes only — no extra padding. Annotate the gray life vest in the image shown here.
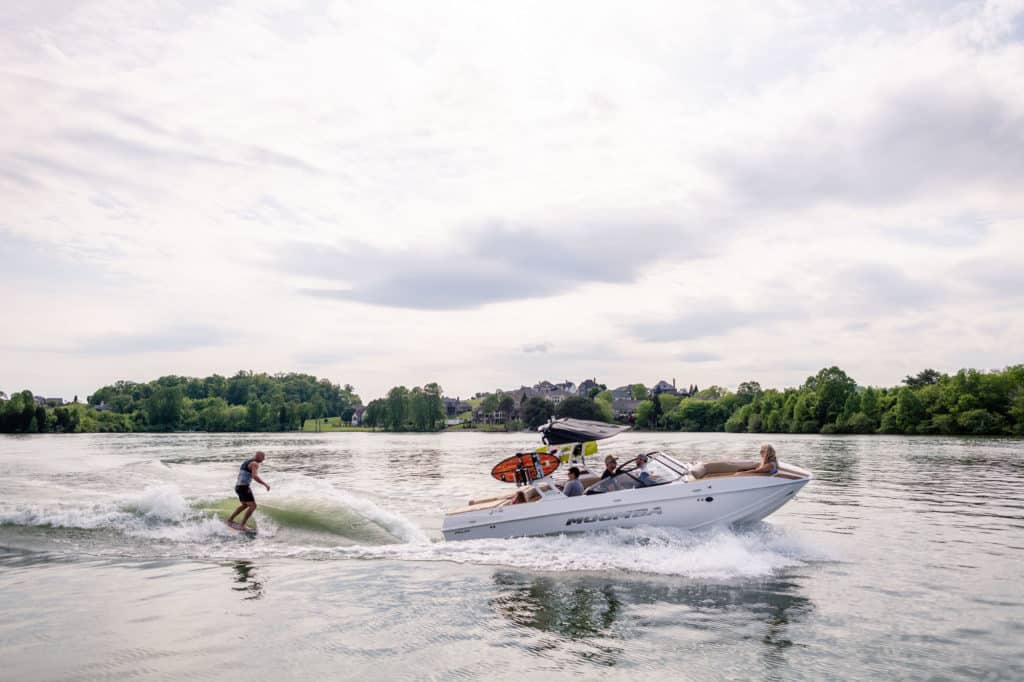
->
[236,458,255,486]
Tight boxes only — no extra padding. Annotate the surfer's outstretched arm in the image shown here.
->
[250,463,270,491]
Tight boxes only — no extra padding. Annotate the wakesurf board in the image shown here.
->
[225,520,258,536]
[491,452,560,483]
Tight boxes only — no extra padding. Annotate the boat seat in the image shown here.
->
[689,460,758,479]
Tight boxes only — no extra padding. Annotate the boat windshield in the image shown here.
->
[585,453,682,494]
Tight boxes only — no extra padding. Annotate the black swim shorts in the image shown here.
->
[235,485,255,503]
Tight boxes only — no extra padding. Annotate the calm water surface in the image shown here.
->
[1,432,1022,680]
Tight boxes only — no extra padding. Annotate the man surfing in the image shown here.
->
[227,451,270,531]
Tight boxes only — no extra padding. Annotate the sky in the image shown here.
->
[2,0,1023,402]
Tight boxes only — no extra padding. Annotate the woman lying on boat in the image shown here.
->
[746,444,778,475]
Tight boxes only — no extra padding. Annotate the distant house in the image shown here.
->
[33,395,46,406]
[577,378,601,396]
[553,380,576,393]
[651,379,679,396]
[94,401,113,412]
[611,385,634,400]
[549,389,574,405]
[471,386,572,423]
[443,397,472,417]
[508,386,540,406]
[533,380,556,392]
[350,405,367,426]
[509,386,573,411]
[611,399,641,421]
[505,387,544,418]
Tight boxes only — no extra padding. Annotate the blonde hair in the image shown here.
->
[760,444,777,461]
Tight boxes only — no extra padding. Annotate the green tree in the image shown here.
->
[636,400,655,428]
[791,392,817,433]
[497,394,516,424]
[405,385,445,431]
[836,392,862,431]
[145,386,184,430]
[957,409,1001,435]
[804,366,857,426]
[736,381,763,406]
[894,387,925,434]
[423,382,445,430]
[385,386,409,430]
[363,399,386,428]
[247,398,268,431]
[725,404,751,433]
[630,384,648,400]
[480,393,500,423]
[845,412,875,433]
[658,392,680,415]
[521,397,555,429]
[693,386,727,400]
[860,387,881,425]
[555,396,609,422]
[409,387,430,431]
[904,368,943,388]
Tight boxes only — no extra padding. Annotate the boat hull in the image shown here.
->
[442,464,811,541]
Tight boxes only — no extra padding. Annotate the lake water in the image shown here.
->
[1,432,1021,680]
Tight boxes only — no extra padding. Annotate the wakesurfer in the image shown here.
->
[228,451,270,530]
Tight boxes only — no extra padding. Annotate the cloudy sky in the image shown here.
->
[2,0,1023,402]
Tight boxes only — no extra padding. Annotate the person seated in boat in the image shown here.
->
[562,466,584,497]
[634,453,653,486]
[747,444,778,475]
[601,455,618,480]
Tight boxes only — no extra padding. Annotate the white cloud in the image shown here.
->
[1,1,1023,400]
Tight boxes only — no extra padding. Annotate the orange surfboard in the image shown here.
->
[491,452,560,484]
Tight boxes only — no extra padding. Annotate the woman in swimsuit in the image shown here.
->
[750,444,778,475]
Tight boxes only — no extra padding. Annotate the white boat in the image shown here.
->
[442,419,812,541]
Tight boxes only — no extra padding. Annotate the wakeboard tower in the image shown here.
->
[539,417,630,445]
[489,418,631,486]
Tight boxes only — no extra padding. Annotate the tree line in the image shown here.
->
[361,383,446,431]
[0,371,359,433]
[361,365,1024,437]
[632,366,1024,436]
[4,365,1022,436]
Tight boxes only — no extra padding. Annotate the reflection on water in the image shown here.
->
[491,572,624,666]
[489,570,813,672]
[229,561,264,600]
[492,572,623,637]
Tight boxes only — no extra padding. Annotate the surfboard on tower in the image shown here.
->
[491,452,560,483]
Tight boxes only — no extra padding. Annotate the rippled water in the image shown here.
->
[1,432,1021,680]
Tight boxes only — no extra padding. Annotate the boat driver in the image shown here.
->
[601,455,618,480]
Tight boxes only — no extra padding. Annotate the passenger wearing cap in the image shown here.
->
[601,455,618,480]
